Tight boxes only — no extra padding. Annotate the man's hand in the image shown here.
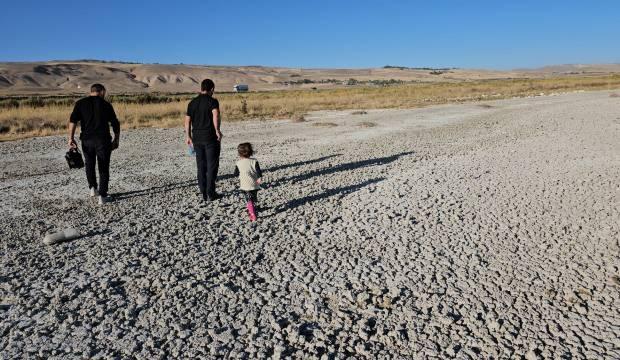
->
[68,121,77,148]
[216,131,223,142]
[111,137,119,150]
[185,136,193,146]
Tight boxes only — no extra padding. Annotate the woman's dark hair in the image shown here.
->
[237,142,254,158]
[201,79,215,92]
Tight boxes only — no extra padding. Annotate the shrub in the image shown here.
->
[358,121,377,128]
[241,98,248,114]
[368,79,404,86]
[23,97,45,108]
[312,122,337,127]
[0,99,20,109]
[49,98,75,107]
[133,94,173,104]
[292,113,306,122]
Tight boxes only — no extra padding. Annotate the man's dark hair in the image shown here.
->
[237,142,254,158]
[201,79,215,92]
[90,83,106,93]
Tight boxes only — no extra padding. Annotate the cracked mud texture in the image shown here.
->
[1,90,619,359]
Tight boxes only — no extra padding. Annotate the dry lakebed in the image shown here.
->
[1,90,619,358]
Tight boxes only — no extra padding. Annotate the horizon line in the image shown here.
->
[1,58,619,72]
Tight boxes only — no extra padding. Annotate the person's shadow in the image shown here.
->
[112,154,342,201]
[264,150,414,216]
[267,177,386,216]
[216,154,341,181]
[266,154,341,173]
[269,151,414,188]
[111,151,413,209]
[113,180,197,201]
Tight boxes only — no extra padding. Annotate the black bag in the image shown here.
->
[65,148,84,169]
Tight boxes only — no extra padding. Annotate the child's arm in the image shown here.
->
[255,162,263,184]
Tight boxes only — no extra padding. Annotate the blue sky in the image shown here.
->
[1,0,619,69]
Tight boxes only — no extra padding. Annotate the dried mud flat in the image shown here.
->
[1,91,619,359]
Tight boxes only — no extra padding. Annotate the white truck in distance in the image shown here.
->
[233,84,249,92]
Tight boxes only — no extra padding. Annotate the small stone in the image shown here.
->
[525,348,542,360]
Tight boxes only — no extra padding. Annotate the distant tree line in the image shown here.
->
[383,65,456,71]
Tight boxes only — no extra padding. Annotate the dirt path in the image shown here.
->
[1,90,619,358]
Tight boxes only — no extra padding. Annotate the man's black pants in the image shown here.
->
[194,141,220,198]
[82,138,112,197]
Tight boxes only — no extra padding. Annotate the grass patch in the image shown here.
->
[3,75,620,141]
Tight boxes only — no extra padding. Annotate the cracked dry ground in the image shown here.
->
[1,90,619,359]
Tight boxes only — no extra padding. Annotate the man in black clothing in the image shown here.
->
[68,83,120,205]
[185,79,222,202]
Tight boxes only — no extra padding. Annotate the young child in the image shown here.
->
[234,143,263,221]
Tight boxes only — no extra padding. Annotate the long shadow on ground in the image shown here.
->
[111,154,342,201]
[265,177,386,217]
[217,154,341,181]
[113,180,197,201]
[263,151,414,216]
[266,154,341,173]
[269,151,414,188]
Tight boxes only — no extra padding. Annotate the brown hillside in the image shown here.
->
[1,61,620,95]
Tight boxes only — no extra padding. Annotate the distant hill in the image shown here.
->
[1,61,619,95]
